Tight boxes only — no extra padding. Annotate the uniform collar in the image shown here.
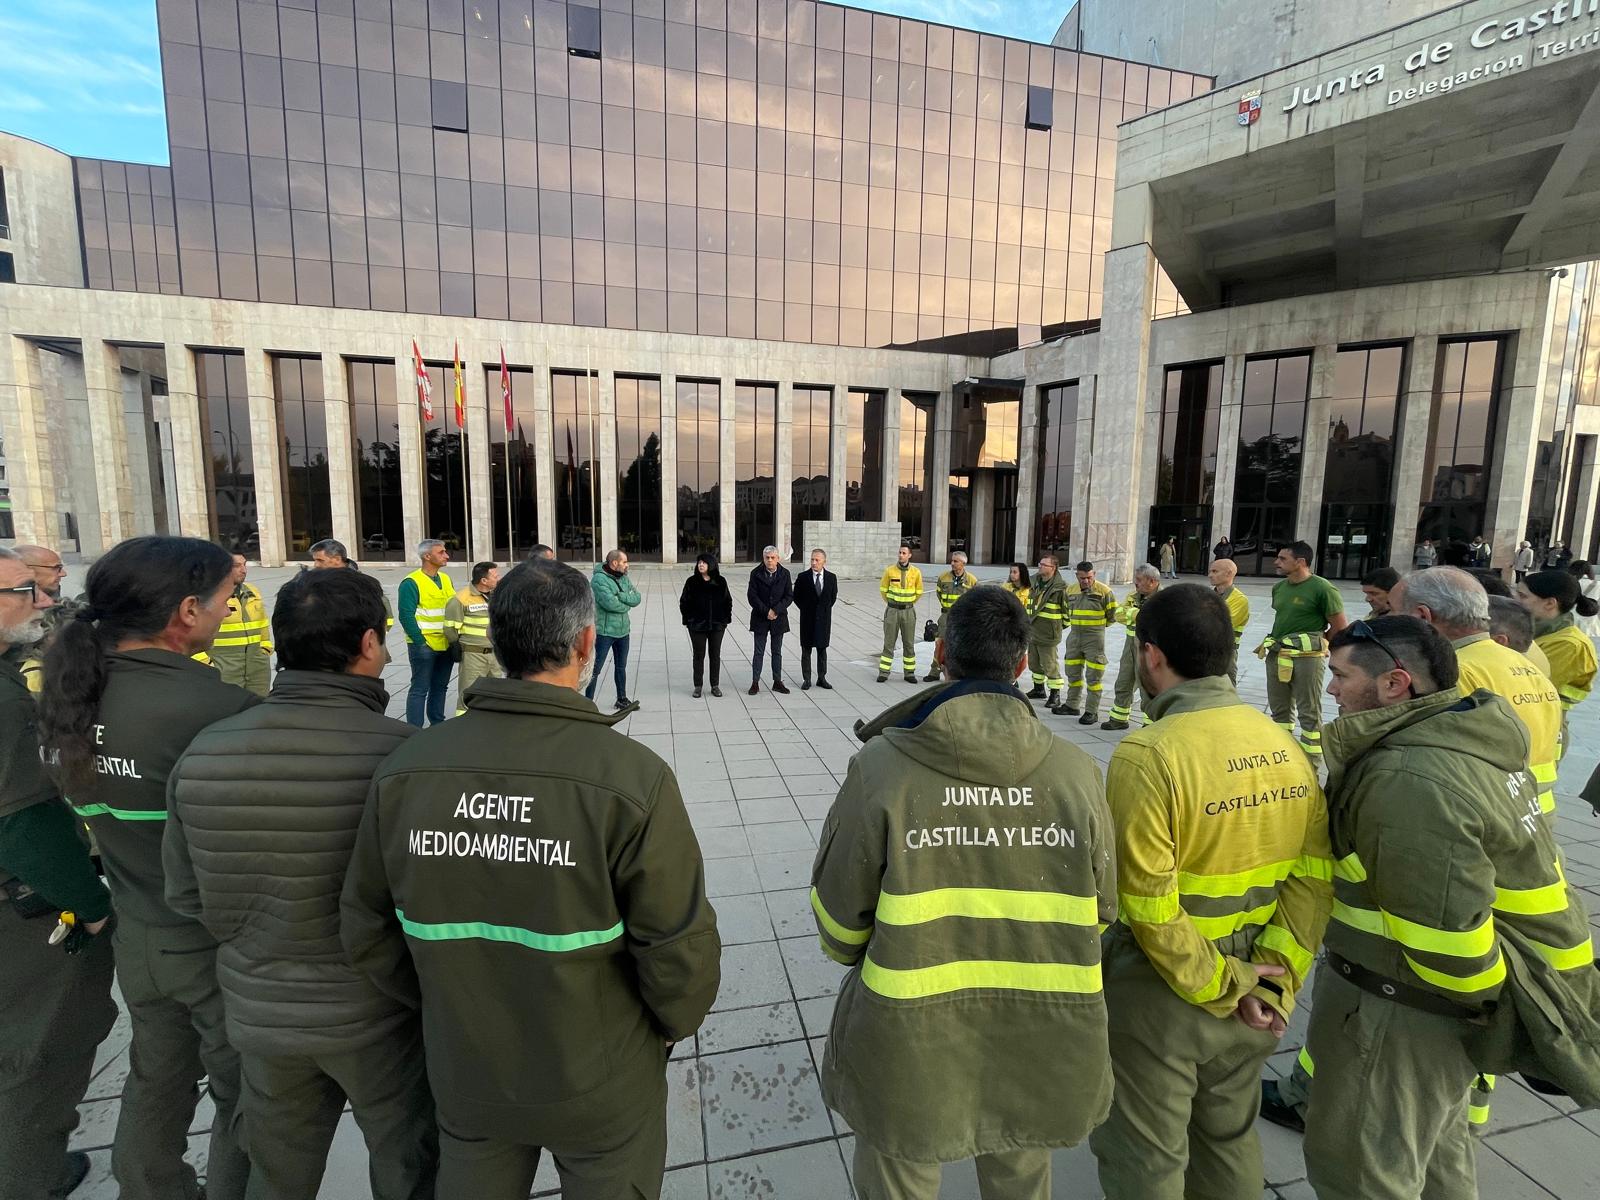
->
[463,676,631,726]
[267,670,390,712]
[109,647,222,676]
[1144,675,1240,721]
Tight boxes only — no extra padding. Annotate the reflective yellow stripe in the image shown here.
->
[212,635,266,647]
[1385,910,1495,958]
[1334,852,1367,882]
[1177,859,1296,897]
[1336,900,1496,959]
[1253,922,1315,977]
[1190,901,1278,939]
[219,619,268,631]
[818,938,856,966]
[860,956,1102,999]
[1179,950,1229,1004]
[877,888,1099,927]
[1404,951,1505,994]
[1297,1045,1316,1077]
[1120,890,1180,923]
[1529,937,1596,971]
[809,888,871,946]
[1494,871,1568,916]
[1531,760,1558,784]
[1295,854,1334,883]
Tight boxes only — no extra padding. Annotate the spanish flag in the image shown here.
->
[452,341,465,429]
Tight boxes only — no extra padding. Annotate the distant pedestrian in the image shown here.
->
[1159,537,1177,578]
[1570,560,1600,639]
[1213,535,1232,564]
[1514,540,1535,581]
[748,546,793,695]
[679,554,733,698]
[398,539,455,727]
[586,549,641,713]
[1543,541,1570,570]
[445,561,503,715]
[1469,535,1492,569]
[1413,538,1437,569]
[793,548,838,691]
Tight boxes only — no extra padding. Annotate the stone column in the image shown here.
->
[1488,327,1551,573]
[830,381,849,521]
[929,387,953,560]
[50,354,102,554]
[463,352,495,561]
[1084,241,1157,583]
[80,339,137,546]
[1388,337,1439,571]
[319,349,360,553]
[0,336,56,545]
[719,375,737,559]
[162,343,213,540]
[531,362,557,550]
[596,368,618,558]
[882,389,903,532]
[122,369,158,537]
[1070,376,1096,565]
[394,358,425,556]
[1014,380,1040,564]
[1209,354,1245,547]
[1567,436,1600,560]
[242,348,287,566]
[1294,343,1338,544]
[659,372,679,565]
[970,471,994,563]
[776,380,794,558]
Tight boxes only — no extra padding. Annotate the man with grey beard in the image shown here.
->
[0,545,116,1199]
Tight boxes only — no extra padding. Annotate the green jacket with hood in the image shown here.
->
[812,679,1117,1162]
[340,677,720,1145]
[590,563,642,638]
[1322,689,1595,1011]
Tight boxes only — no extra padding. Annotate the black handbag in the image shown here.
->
[922,619,939,642]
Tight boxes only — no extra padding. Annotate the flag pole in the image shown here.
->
[501,348,515,561]
[454,343,468,560]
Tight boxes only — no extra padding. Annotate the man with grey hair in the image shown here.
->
[925,551,977,681]
[398,538,455,726]
[747,546,793,695]
[343,558,721,1199]
[0,546,116,1200]
[1103,564,1161,730]
[311,537,396,633]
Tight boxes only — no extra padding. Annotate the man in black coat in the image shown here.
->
[748,546,794,696]
[792,547,838,691]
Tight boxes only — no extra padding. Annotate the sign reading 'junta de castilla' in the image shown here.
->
[1253,0,1600,117]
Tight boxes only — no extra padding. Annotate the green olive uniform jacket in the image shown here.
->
[811,678,1117,1162]
[1322,689,1600,1100]
[163,671,418,1056]
[340,677,721,1146]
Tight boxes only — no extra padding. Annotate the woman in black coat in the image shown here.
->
[679,554,733,698]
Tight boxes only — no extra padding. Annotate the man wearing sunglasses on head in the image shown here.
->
[1300,616,1596,1200]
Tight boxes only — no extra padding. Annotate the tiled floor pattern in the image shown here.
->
[62,563,1600,1199]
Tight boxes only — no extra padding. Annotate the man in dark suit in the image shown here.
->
[793,547,838,691]
[748,546,794,696]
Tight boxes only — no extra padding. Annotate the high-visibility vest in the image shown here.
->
[407,569,455,651]
[879,565,923,607]
[935,570,975,611]
[1064,582,1115,628]
[213,584,272,652]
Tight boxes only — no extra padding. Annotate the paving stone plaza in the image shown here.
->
[61,565,1600,1200]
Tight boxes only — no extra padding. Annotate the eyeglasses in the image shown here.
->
[0,582,39,601]
[1345,620,1417,698]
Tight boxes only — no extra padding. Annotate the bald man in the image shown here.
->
[1208,557,1250,685]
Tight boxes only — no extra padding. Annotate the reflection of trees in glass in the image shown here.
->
[1236,433,1303,495]
[619,432,663,556]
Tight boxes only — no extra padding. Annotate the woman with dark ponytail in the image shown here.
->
[38,535,259,1200]
[1519,567,1600,714]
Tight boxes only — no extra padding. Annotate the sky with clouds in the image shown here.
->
[0,0,1068,165]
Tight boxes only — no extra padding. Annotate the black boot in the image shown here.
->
[1026,684,1046,699]
[1259,1080,1305,1134]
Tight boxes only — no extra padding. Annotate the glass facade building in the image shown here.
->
[1148,361,1219,574]
[85,0,1205,355]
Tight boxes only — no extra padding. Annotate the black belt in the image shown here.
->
[1327,951,1482,1021]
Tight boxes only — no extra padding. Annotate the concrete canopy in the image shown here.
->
[1117,0,1600,309]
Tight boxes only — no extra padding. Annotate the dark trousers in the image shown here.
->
[585,633,630,703]
[688,628,725,688]
[801,643,828,682]
[111,919,249,1200]
[0,901,117,1199]
[752,627,784,682]
[436,1097,667,1200]
[405,643,453,727]
[239,1023,437,1200]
